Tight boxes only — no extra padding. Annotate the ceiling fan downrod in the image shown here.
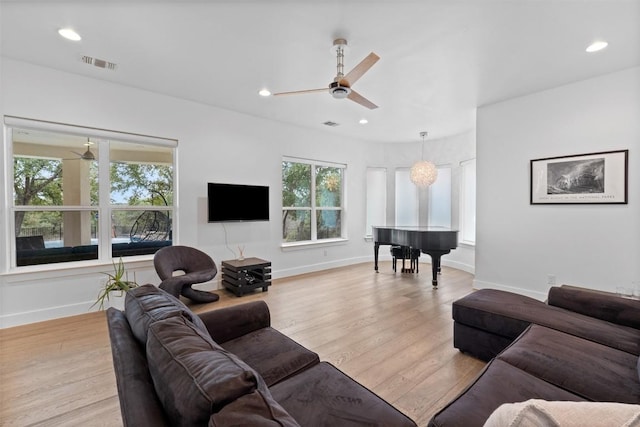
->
[330,38,351,99]
[336,46,345,81]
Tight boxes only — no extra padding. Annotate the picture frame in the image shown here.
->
[530,149,628,205]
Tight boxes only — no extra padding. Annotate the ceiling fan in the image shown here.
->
[273,38,380,109]
[65,138,96,160]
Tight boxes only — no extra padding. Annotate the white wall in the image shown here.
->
[0,59,381,327]
[475,67,640,299]
[0,58,476,327]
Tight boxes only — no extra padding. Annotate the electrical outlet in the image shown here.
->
[547,274,556,286]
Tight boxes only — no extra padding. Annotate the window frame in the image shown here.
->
[395,168,419,227]
[281,156,346,247]
[5,116,177,270]
[428,165,452,228]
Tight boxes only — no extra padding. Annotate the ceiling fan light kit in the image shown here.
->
[272,38,380,109]
[329,81,351,99]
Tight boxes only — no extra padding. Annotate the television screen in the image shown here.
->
[208,183,270,222]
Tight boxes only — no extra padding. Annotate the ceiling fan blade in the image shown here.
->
[347,89,378,110]
[342,52,380,86]
[272,88,329,97]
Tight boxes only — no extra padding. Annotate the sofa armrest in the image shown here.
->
[106,308,169,427]
[548,285,640,329]
[198,300,271,343]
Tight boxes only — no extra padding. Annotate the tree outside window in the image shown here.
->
[11,126,175,267]
[282,159,344,243]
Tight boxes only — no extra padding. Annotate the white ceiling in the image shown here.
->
[1,1,639,143]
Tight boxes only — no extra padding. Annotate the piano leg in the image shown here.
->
[424,250,451,287]
[374,242,380,272]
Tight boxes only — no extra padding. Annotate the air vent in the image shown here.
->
[323,121,339,127]
[81,55,117,71]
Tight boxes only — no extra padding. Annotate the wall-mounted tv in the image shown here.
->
[208,183,270,222]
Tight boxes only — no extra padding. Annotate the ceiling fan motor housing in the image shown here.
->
[329,81,351,99]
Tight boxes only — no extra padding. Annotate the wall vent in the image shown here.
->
[81,55,118,71]
[323,121,339,127]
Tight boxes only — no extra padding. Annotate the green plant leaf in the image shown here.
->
[90,257,139,311]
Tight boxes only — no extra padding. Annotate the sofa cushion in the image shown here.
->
[453,289,546,338]
[453,322,516,362]
[483,399,640,427]
[271,361,417,427]
[125,283,208,345]
[548,285,640,330]
[221,326,320,386]
[453,289,640,356]
[208,389,301,427]
[427,359,585,427]
[146,315,260,427]
[497,325,640,403]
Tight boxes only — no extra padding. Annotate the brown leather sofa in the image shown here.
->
[428,285,640,427]
[106,284,417,426]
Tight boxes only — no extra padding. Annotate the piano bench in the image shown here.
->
[390,246,421,273]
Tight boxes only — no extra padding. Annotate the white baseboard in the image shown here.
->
[1,255,474,328]
[441,259,475,275]
[273,256,372,279]
[273,256,474,280]
[0,301,94,329]
[472,279,547,301]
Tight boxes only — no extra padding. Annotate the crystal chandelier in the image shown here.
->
[410,131,438,187]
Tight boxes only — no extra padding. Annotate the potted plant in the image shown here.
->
[92,257,138,310]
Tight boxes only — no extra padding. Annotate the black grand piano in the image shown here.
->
[373,226,458,287]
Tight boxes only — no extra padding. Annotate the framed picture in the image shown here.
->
[530,149,628,204]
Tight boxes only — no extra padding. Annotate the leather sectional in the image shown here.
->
[106,284,417,426]
[428,285,640,426]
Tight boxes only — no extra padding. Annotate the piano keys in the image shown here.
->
[373,226,458,287]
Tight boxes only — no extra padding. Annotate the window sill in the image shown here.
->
[2,256,155,280]
[281,238,348,251]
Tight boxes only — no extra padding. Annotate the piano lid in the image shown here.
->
[372,226,458,232]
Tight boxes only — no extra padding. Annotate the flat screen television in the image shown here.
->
[208,183,270,222]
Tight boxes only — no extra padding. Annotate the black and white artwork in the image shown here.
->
[530,150,628,204]
[547,158,604,194]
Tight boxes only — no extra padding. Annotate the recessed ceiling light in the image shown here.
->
[359,118,368,124]
[58,28,82,41]
[586,40,608,53]
[258,89,271,97]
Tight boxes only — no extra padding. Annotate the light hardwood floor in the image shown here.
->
[0,261,485,427]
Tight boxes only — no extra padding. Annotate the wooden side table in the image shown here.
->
[221,257,271,297]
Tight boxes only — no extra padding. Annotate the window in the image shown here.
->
[428,166,452,227]
[365,167,386,237]
[8,119,175,267]
[282,158,345,243]
[395,168,418,226]
[460,158,476,244]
